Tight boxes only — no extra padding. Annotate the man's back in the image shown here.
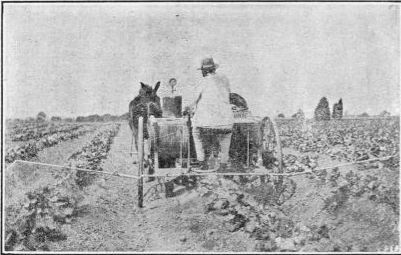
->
[192,73,234,128]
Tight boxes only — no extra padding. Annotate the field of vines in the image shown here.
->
[3,117,400,252]
[4,121,121,251]
[204,117,400,252]
[4,121,101,163]
[277,118,399,171]
[198,117,399,252]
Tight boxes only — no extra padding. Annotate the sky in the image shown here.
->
[3,3,400,119]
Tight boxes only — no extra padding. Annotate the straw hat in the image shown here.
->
[197,57,219,70]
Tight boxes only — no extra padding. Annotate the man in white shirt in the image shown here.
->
[186,57,234,171]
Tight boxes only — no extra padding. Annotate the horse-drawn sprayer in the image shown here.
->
[132,90,286,208]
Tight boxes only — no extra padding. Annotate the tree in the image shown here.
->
[292,109,305,121]
[314,97,330,121]
[37,112,47,122]
[87,114,101,122]
[277,113,285,118]
[379,110,390,117]
[332,98,343,119]
[63,117,74,122]
[359,112,369,117]
[120,112,130,121]
[101,114,113,122]
[51,116,61,121]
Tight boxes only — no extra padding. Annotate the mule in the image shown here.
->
[129,81,162,151]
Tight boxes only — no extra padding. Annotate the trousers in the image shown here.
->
[192,127,232,163]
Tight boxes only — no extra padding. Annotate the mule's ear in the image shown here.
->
[140,82,146,89]
[154,81,160,93]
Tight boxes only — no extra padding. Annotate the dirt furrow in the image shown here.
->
[34,124,104,166]
[50,122,255,252]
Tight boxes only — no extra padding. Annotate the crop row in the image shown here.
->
[68,123,121,187]
[278,118,399,162]
[5,123,121,251]
[198,159,399,252]
[8,123,85,142]
[198,176,300,252]
[7,122,50,136]
[321,168,399,215]
[5,125,97,163]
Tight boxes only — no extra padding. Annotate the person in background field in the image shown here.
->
[185,57,234,171]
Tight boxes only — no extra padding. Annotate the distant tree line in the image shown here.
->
[75,113,128,122]
[292,109,305,120]
[37,111,47,122]
[276,109,305,120]
[51,116,62,121]
[11,107,395,124]
[13,112,130,123]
